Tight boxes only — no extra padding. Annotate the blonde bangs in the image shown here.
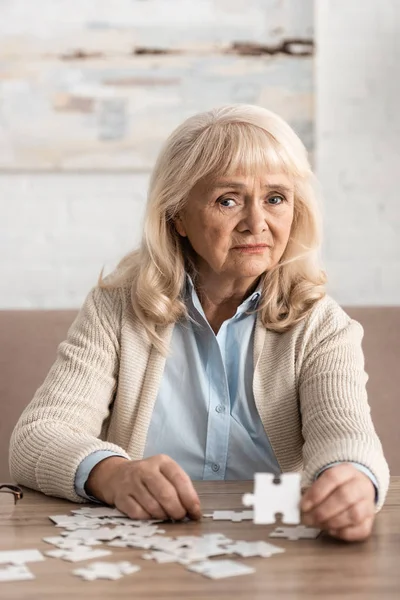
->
[185,121,306,190]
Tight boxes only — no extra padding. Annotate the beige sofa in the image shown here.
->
[1,307,399,482]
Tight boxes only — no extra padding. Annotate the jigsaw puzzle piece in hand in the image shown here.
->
[242,472,301,525]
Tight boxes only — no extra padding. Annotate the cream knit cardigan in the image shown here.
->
[9,283,390,509]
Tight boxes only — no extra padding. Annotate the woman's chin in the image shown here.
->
[232,259,272,278]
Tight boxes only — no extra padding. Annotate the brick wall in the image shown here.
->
[316,0,400,304]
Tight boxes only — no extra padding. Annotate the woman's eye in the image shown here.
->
[218,197,236,207]
[268,195,284,205]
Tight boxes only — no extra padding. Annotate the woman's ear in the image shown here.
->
[174,215,187,237]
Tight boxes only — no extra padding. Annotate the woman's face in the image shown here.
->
[175,172,295,284]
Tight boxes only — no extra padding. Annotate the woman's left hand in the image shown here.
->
[300,463,376,542]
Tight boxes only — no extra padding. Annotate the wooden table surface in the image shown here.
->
[1,478,400,599]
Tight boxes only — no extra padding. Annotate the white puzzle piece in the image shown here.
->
[121,524,165,537]
[71,507,127,518]
[49,515,102,529]
[269,525,321,541]
[42,536,102,549]
[187,559,255,579]
[243,473,301,524]
[142,550,182,564]
[203,510,254,522]
[173,542,228,564]
[99,517,145,526]
[107,537,154,550]
[73,561,140,581]
[0,564,35,582]
[62,526,131,542]
[71,507,163,525]
[45,547,112,562]
[0,549,45,565]
[224,540,285,558]
[139,533,243,565]
[201,534,233,544]
[174,536,209,546]
[142,536,181,553]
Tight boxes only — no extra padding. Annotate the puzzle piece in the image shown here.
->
[187,559,255,579]
[269,525,320,541]
[0,564,35,582]
[243,473,301,524]
[203,510,254,522]
[201,534,233,544]
[73,561,140,581]
[99,517,145,526]
[43,536,102,549]
[107,537,153,549]
[173,541,228,564]
[174,535,207,547]
[123,524,165,537]
[45,547,112,562]
[49,515,102,529]
[137,533,237,565]
[71,507,127,518]
[62,525,131,542]
[71,507,163,525]
[224,540,285,558]
[144,535,183,553]
[0,549,45,565]
[142,550,182,564]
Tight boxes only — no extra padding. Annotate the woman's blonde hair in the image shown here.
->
[100,104,326,353]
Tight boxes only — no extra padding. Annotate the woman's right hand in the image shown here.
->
[86,454,202,521]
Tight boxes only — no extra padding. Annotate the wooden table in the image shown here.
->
[1,478,400,599]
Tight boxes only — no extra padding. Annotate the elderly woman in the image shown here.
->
[9,105,389,542]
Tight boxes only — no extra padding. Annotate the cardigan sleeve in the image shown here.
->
[8,285,130,503]
[299,297,390,511]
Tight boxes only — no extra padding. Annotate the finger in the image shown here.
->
[301,464,360,512]
[321,499,374,531]
[302,478,368,526]
[328,516,374,542]
[144,472,188,521]
[129,482,169,520]
[115,495,152,520]
[160,459,202,520]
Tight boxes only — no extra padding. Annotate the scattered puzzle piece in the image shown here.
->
[142,550,182,564]
[187,559,255,579]
[224,540,285,558]
[173,542,228,564]
[73,561,140,581]
[107,537,154,550]
[269,525,321,541]
[49,515,102,529]
[62,526,131,542]
[0,564,35,582]
[71,507,163,525]
[71,507,127,519]
[45,547,112,562]
[202,534,233,544]
[0,549,45,565]
[243,473,301,524]
[203,510,254,522]
[42,536,102,549]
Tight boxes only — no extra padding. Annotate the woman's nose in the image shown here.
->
[242,203,268,234]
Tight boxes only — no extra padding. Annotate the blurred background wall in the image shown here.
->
[0,0,398,308]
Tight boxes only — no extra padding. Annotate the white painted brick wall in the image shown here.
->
[1,0,399,308]
[316,0,400,304]
[0,174,149,307]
